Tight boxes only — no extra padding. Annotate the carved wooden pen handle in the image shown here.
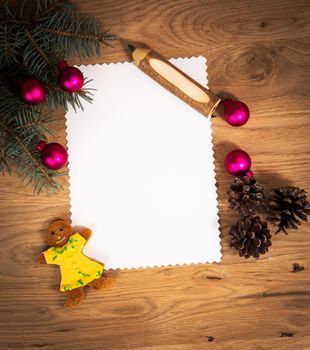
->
[128,44,221,118]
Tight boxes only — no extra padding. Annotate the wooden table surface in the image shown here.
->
[1,0,310,349]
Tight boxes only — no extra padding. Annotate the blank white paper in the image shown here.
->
[66,56,221,269]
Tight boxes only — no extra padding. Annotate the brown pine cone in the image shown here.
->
[229,216,272,259]
[268,186,310,234]
[228,176,264,217]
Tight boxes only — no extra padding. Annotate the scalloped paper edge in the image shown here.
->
[65,56,222,270]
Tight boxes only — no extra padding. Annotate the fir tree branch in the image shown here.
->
[15,120,44,129]
[25,29,54,67]
[3,25,9,58]
[0,119,57,187]
[0,16,27,24]
[0,147,11,175]
[15,134,56,187]
[42,27,115,46]
[35,0,72,20]
[0,0,114,192]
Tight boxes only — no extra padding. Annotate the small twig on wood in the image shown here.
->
[280,332,294,337]
[201,336,215,342]
[206,276,222,280]
[292,263,304,273]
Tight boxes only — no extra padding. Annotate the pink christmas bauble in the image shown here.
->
[58,61,84,93]
[223,99,250,127]
[37,141,68,170]
[224,149,251,176]
[19,79,46,105]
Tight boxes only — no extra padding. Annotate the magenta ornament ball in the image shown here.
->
[223,99,250,127]
[58,61,84,93]
[20,79,46,105]
[37,141,68,170]
[224,149,252,176]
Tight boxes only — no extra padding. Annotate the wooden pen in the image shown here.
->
[127,43,221,118]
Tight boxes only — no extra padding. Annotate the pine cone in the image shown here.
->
[228,176,264,216]
[229,216,272,258]
[268,186,310,234]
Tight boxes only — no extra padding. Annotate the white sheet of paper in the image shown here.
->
[66,56,221,269]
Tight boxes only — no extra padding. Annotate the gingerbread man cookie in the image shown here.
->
[39,220,112,308]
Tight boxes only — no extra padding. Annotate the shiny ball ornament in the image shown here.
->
[224,149,252,176]
[58,61,84,92]
[19,79,46,105]
[36,141,68,170]
[223,99,250,127]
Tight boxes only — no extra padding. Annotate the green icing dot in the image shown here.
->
[77,279,84,286]
[78,271,90,278]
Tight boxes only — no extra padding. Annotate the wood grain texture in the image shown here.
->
[1,0,310,349]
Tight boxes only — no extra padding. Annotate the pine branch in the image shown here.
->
[0,149,11,175]
[15,133,56,187]
[35,0,76,21]
[22,27,59,82]
[37,0,69,18]
[42,27,116,46]
[15,112,55,140]
[44,79,94,112]
[0,23,25,66]
[25,29,54,67]
[0,0,114,193]
[0,122,11,175]
[0,16,27,24]
[0,80,47,127]
[40,11,116,57]
[16,120,46,130]
[3,25,10,62]
[0,118,57,187]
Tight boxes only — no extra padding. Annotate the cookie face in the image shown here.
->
[45,220,74,247]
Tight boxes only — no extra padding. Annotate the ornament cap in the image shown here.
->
[58,60,69,71]
[246,170,254,178]
[36,140,47,152]
[223,99,232,107]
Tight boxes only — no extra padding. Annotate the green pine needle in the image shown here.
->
[0,0,115,193]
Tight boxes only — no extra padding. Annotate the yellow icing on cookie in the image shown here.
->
[43,233,103,291]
